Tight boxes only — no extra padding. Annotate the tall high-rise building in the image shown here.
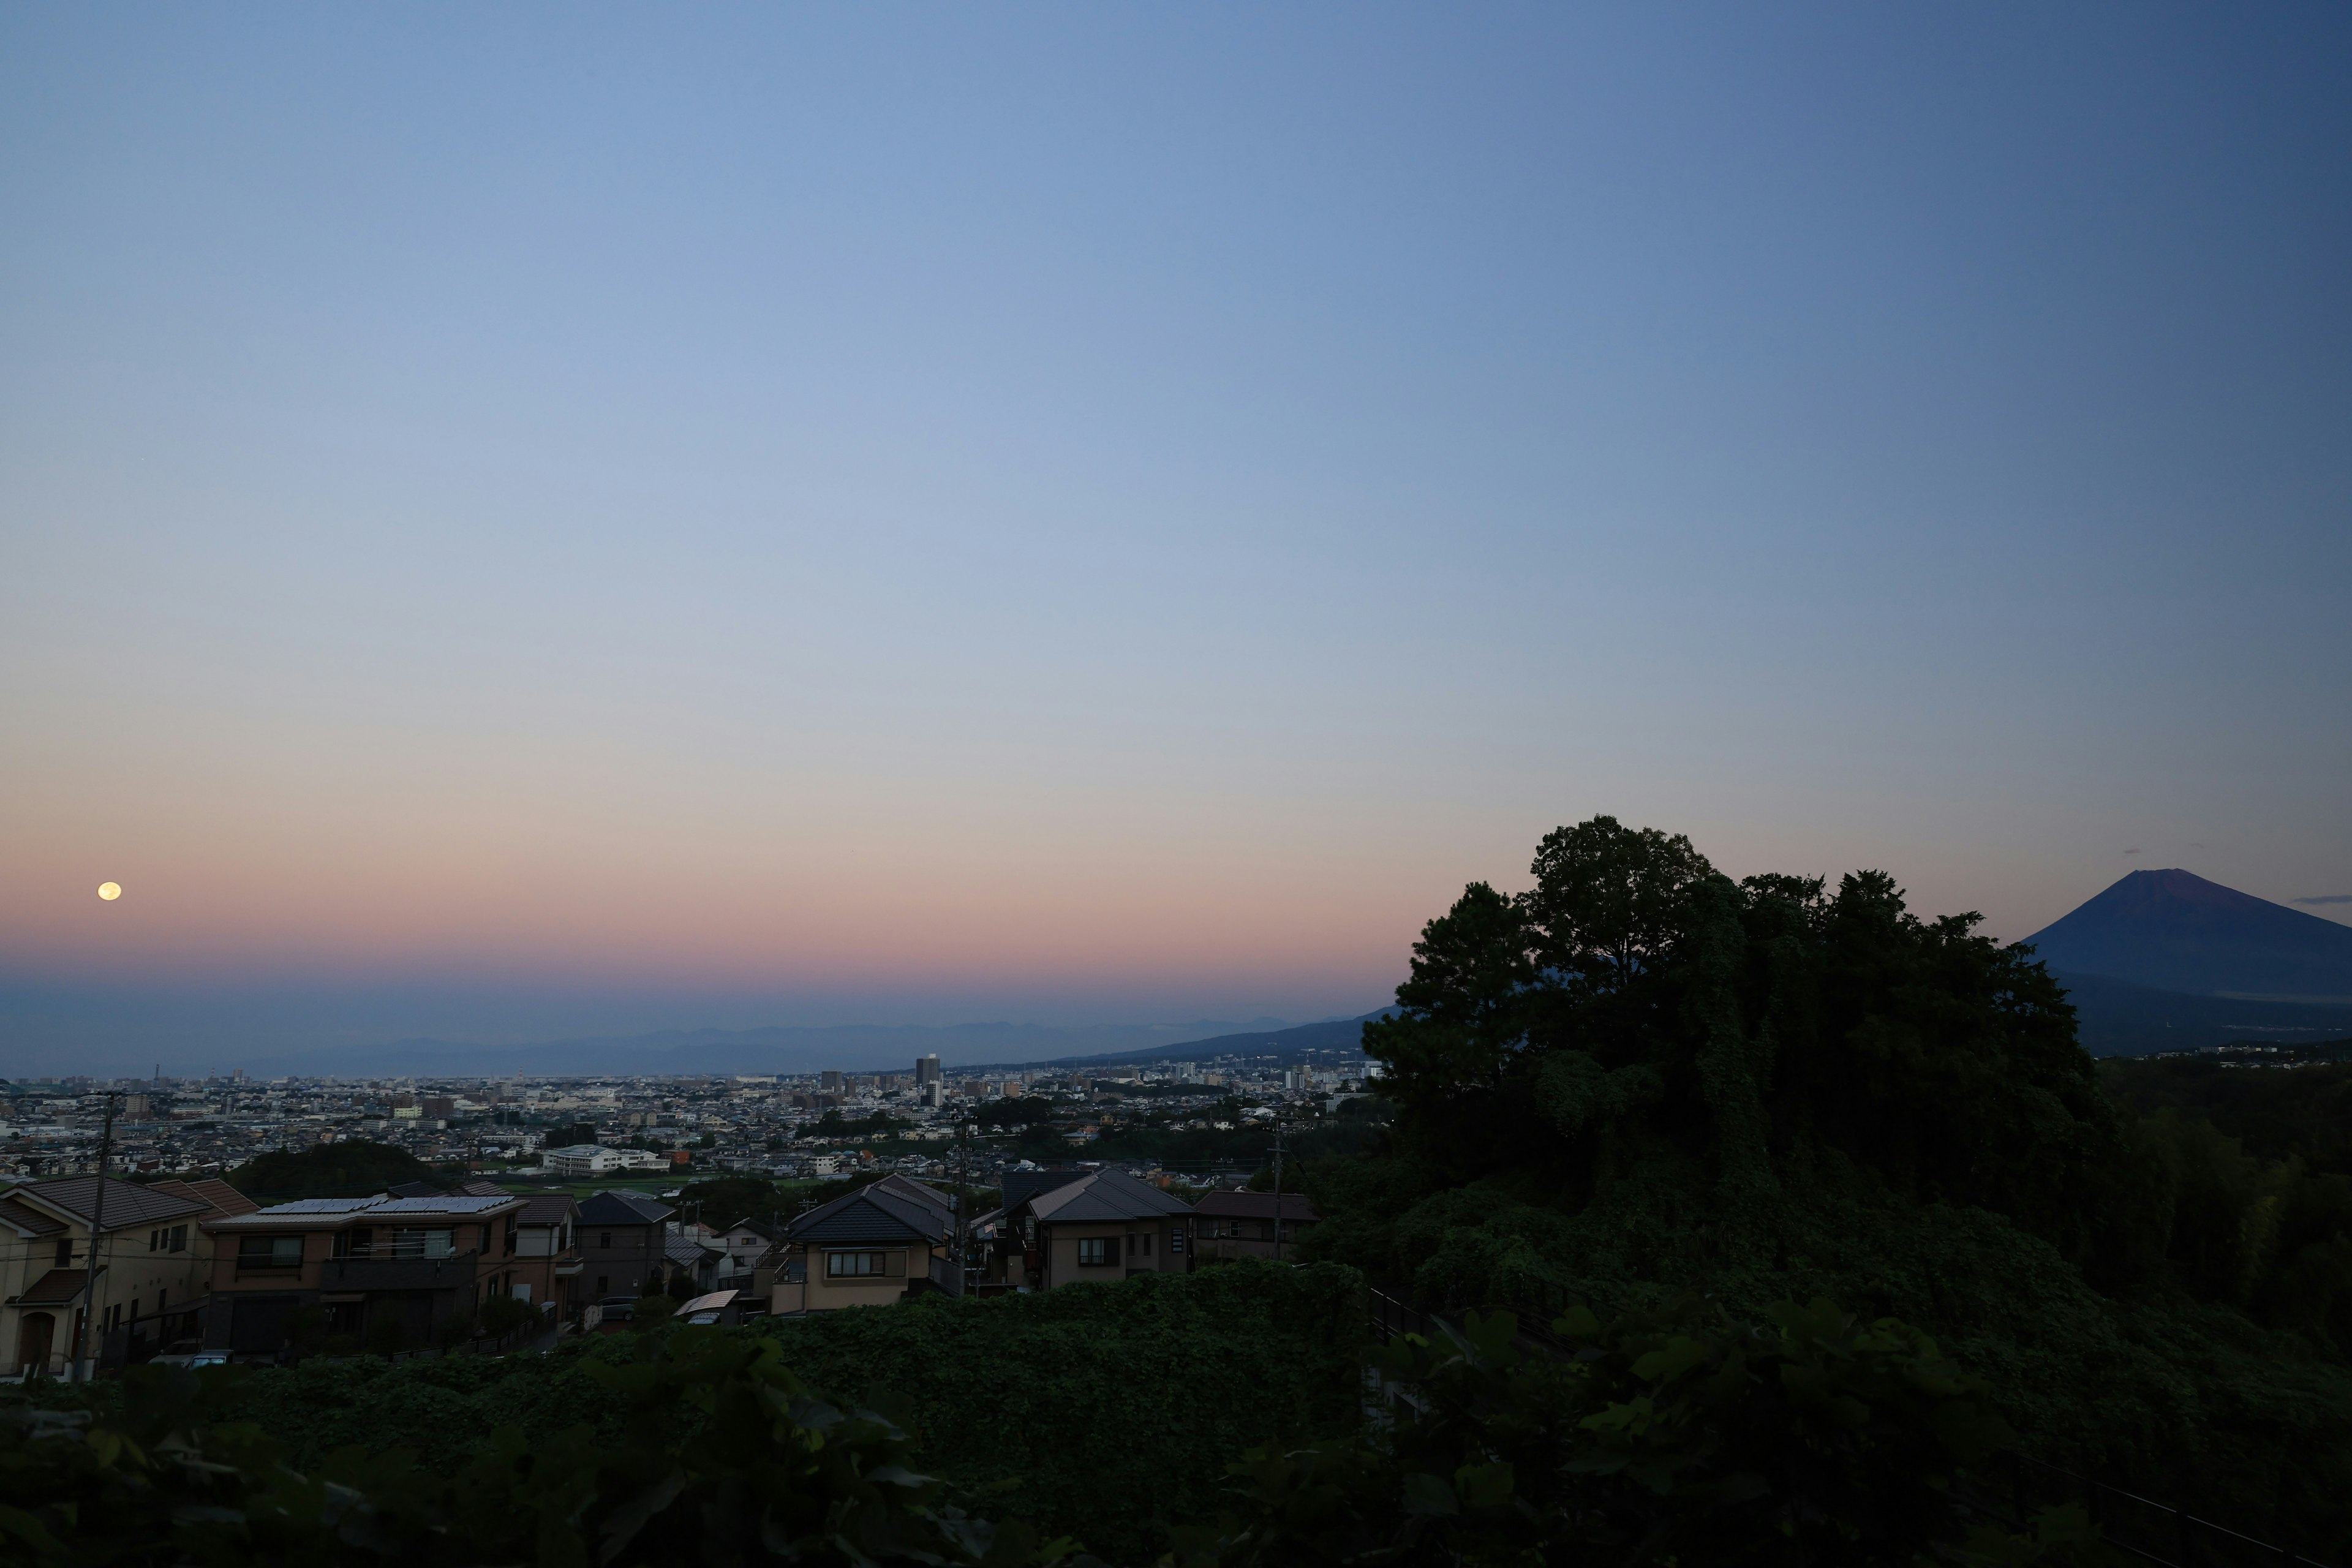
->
[915,1054,941,1087]
[820,1069,843,1091]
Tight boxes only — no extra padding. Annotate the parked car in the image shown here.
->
[595,1296,635,1322]
[151,1340,230,1369]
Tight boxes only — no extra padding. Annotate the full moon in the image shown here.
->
[97,881,121,901]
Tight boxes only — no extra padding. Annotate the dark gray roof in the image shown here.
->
[664,1234,715,1268]
[1021,1168,1194,1225]
[867,1173,951,1221]
[579,1190,674,1226]
[1195,1191,1321,1223]
[20,1177,210,1230]
[783,1182,948,1246]
[1000,1169,1090,1213]
[516,1194,579,1226]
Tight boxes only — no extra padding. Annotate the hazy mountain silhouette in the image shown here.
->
[238,1018,1317,1080]
[2024,869,2352,1001]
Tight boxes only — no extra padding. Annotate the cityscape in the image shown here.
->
[0,1043,1373,1189]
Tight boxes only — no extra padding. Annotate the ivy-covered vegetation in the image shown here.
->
[4,1284,2082,1567]
[0,1330,1076,1568]
[1296,815,2352,1555]
[6,1261,1359,1564]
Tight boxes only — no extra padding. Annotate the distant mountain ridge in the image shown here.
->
[975,1011,1393,1072]
[239,1017,1333,1080]
[2024,868,2352,1001]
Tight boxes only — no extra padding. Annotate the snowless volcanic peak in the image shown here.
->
[2024,869,2352,1001]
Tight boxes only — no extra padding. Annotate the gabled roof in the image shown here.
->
[579,1190,674,1226]
[782,1181,949,1246]
[1195,1191,1319,1223]
[148,1178,259,1218]
[664,1234,717,1269]
[18,1177,210,1231]
[516,1194,579,1226]
[867,1173,952,1221]
[1019,1168,1193,1225]
[1000,1169,1090,1213]
[0,1197,65,1237]
[450,1179,513,1197]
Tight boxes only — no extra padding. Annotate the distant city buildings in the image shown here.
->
[0,1040,1374,1200]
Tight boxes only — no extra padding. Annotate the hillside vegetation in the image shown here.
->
[1297,816,2352,1554]
[107,1260,1359,1564]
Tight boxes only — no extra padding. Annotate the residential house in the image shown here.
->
[766,1174,953,1314]
[578,1190,674,1302]
[2,1175,251,1378]
[712,1216,779,1290]
[998,1168,1195,1289]
[200,1193,528,1357]
[509,1193,585,1316]
[663,1229,721,1294]
[1193,1191,1319,1262]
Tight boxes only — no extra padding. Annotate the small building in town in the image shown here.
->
[199,1191,530,1357]
[1193,1191,1319,1262]
[998,1167,1195,1289]
[578,1189,675,1303]
[764,1174,954,1314]
[2,1175,252,1378]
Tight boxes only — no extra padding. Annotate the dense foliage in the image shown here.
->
[676,1175,796,1227]
[228,1140,441,1199]
[0,1332,1073,1567]
[23,1261,1358,1564]
[2,1284,2081,1567]
[1300,816,2352,1555]
[1181,1298,2081,1568]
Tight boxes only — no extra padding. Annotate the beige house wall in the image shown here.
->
[1041,1219,1187,1288]
[791,1243,937,1311]
[4,1215,217,1377]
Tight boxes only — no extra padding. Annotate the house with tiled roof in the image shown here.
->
[1193,1190,1319,1262]
[995,1167,1196,1291]
[579,1189,673,1303]
[766,1175,956,1314]
[2,1174,244,1378]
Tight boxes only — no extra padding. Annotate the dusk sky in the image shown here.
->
[5,6,2348,1072]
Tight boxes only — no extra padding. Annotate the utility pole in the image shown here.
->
[70,1091,119,1382]
[1270,1114,1287,1264]
[949,1107,968,1296]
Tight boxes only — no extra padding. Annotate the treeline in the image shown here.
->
[2097,1052,2352,1337]
[1292,817,2352,1555]
[229,1140,448,1199]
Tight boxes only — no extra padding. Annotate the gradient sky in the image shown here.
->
[5,5,2349,1072]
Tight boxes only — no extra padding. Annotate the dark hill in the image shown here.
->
[1016,1011,1390,1070]
[2051,970,2352,1057]
[2023,868,2352,1001]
